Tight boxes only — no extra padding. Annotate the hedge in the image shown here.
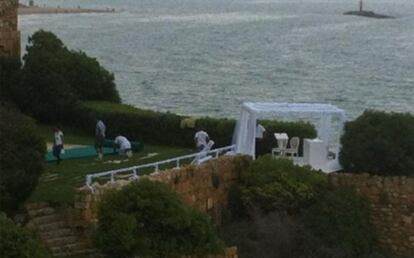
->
[339,110,414,176]
[73,101,317,151]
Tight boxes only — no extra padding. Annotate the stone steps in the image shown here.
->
[39,228,74,239]
[31,213,62,225]
[26,203,100,257]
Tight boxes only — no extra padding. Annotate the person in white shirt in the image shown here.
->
[194,129,209,152]
[53,127,64,164]
[255,123,266,156]
[95,119,106,160]
[114,135,132,157]
[256,124,266,140]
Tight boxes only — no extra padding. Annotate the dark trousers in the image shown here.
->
[53,144,63,164]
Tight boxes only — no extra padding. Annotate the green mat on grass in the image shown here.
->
[46,141,144,162]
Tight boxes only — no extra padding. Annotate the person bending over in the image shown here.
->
[194,128,209,152]
[114,135,132,157]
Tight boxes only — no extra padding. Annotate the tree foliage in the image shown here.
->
[224,156,384,258]
[238,156,328,213]
[302,188,377,257]
[11,30,120,122]
[0,57,21,101]
[96,179,223,258]
[0,105,46,214]
[340,110,414,176]
[0,213,51,258]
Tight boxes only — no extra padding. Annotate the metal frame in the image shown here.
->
[85,145,236,190]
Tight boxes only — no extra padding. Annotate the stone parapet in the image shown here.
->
[75,155,246,226]
[329,173,414,256]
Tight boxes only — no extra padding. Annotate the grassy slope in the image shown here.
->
[29,124,193,204]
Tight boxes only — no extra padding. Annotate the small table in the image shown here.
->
[272,133,289,157]
[303,138,327,167]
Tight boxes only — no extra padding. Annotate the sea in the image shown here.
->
[19,0,414,119]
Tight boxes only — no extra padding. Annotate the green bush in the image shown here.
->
[302,187,377,257]
[340,110,414,176]
[0,213,51,258]
[0,57,21,101]
[76,101,316,150]
[12,30,119,123]
[0,106,46,214]
[96,179,223,258]
[238,156,328,213]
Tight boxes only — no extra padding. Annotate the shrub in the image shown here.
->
[0,213,51,258]
[12,30,119,123]
[221,210,358,258]
[238,156,328,213]
[76,101,317,150]
[340,110,414,176]
[302,187,377,257]
[0,106,46,214]
[96,179,223,258]
[0,57,21,101]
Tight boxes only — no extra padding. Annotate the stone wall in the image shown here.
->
[28,156,247,257]
[75,155,245,226]
[329,173,414,256]
[0,0,20,57]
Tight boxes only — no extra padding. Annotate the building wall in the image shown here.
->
[329,173,414,256]
[0,0,20,58]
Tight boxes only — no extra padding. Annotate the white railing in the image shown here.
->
[85,145,236,190]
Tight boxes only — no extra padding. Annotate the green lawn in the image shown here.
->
[29,124,194,204]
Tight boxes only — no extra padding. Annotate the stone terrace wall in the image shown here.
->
[0,0,20,57]
[28,155,247,257]
[329,173,414,256]
[75,155,247,226]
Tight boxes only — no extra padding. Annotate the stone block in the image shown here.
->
[207,198,214,210]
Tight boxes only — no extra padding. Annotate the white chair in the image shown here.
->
[285,137,300,158]
[272,133,289,158]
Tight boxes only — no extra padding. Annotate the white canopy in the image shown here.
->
[233,102,346,158]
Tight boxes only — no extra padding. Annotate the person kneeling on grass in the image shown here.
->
[53,126,64,164]
[114,135,132,158]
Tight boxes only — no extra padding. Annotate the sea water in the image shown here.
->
[19,0,414,119]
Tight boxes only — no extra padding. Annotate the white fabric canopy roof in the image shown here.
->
[233,102,346,158]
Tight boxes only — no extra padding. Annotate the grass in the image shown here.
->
[29,124,194,204]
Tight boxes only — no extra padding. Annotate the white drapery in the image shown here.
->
[232,102,346,158]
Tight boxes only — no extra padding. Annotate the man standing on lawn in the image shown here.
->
[53,126,64,164]
[95,119,106,160]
